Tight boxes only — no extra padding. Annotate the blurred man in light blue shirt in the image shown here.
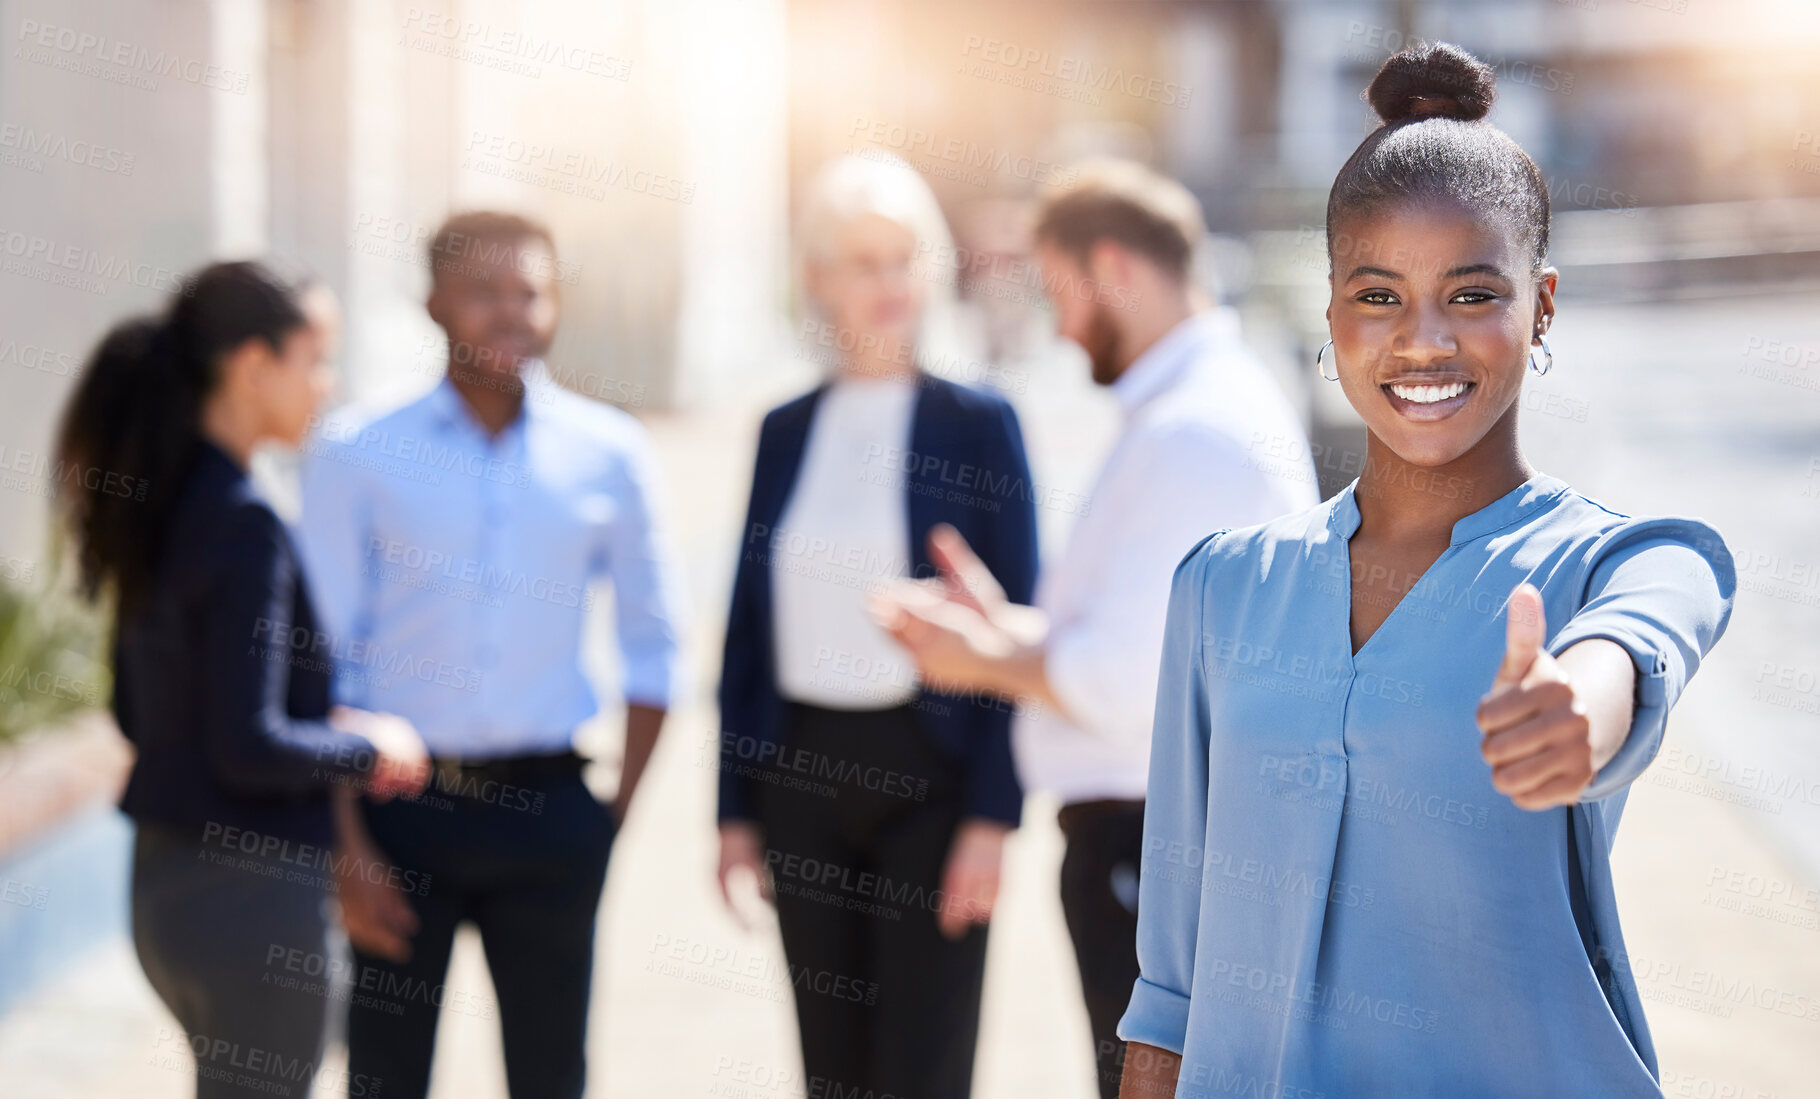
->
[296,211,685,1099]
[300,362,682,754]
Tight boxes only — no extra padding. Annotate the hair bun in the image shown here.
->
[1366,41,1495,124]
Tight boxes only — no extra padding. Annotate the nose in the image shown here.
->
[878,259,915,297]
[1394,299,1458,366]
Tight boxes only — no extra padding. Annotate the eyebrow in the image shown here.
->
[1344,262,1511,281]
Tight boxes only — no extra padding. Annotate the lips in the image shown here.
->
[1388,381,1469,403]
[1380,377,1475,421]
[482,336,534,367]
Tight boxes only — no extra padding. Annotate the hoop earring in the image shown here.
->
[1316,340,1339,382]
[1528,334,1553,377]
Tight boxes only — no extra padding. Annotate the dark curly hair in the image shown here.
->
[1326,41,1551,274]
[55,261,311,613]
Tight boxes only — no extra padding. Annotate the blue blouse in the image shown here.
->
[1117,472,1735,1098]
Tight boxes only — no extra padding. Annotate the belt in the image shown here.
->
[1056,797,1145,838]
[429,750,586,790]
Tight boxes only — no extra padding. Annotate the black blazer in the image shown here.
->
[114,440,370,845]
[717,375,1040,826]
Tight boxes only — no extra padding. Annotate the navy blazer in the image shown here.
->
[114,441,372,845]
[717,374,1040,825]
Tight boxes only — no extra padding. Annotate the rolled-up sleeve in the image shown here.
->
[1547,517,1736,801]
[1118,533,1222,1055]
[603,425,688,709]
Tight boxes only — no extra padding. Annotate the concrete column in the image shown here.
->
[0,0,217,559]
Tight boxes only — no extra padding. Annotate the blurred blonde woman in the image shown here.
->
[715,155,1038,1098]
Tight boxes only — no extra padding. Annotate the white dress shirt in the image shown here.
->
[772,373,920,709]
[1014,309,1319,803]
[296,362,687,758]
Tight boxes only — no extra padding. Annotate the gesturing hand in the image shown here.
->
[871,577,1013,690]
[925,524,1008,616]
[1475,584,1597,811]
[869,524,1050,700]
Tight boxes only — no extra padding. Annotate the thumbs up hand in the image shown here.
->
[1475,584,1597,811]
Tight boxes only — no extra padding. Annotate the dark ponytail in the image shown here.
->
[1326,41,1551,272]
[55,260,309,613]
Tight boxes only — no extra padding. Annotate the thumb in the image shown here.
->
[927,524,1000,612]
[1492,583,1546,694]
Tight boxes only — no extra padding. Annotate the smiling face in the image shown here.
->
[427,232,561,381]
[806,212,925,373]
[1327,199,1556,470]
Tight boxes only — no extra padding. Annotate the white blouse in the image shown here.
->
[771,373,920,709]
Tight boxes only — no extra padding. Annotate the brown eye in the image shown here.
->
[1358,291,1398,306]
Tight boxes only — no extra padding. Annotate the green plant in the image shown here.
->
[0,580,111,747]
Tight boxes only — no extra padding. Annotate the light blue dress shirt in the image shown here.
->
[1118,472,1735,1098]
[296,365,685,758]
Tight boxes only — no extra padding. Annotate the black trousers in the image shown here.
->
[345,755,615,1099]
[755,701,987,1099]
[1057,798,1146,1099]
[132,823,338,1099]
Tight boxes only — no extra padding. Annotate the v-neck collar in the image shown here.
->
[1329,470,1571,661]
[1327,470,1572,548]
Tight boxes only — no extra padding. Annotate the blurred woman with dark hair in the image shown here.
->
[55,261,427,1099]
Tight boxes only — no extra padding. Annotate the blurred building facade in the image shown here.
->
[0,0,788,563]
[6,0,1820,557]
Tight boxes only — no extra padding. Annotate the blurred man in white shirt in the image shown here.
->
[874,160,1317,1099]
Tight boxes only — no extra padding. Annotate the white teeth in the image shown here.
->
[1388,381,1469,404]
